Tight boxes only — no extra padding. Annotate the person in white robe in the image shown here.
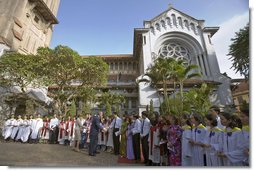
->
[4,115,16,140]
[203,114,223,166]
[148,121,161,166]
[218,112,243,166]
[64,115,72,145]
[30,114,43,143]
[20,115,31,143]
[189,113,207,166]
[10,115,22,141]
[181,114,193,166]
[23,115,34,143]
[15,115,28,142]
[238,109,250,165]
[69,116,76,146]
[58,117,66,145]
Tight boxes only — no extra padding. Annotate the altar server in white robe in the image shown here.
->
[10,115,23,140]
[189,113,207,166]
[218,112,243,166]
[15,115,28,141]
[30,114,43,143]
[148,121,160,165]
[238,109,250,165]
[203,114,223,166]
[20,115,31,143]
[4,115,16,140]
[181,114,193,166]
[58,117,66,145]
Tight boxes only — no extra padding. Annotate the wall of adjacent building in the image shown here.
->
[0,0,60,55]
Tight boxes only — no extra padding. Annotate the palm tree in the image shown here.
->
[146,57,175,114]
[174,60,202,112]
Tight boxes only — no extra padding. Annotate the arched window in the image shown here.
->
[155,23,160,31]
[171,14,177,26]
[158,43,190,64]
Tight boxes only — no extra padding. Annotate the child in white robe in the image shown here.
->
[15,115,27,142]
[30,114,43,143]
[181,113,192,166]
[4,115,16,140]
[69,117,76,146]
[239,109,249,165]
[189,113,207,166]
[10,115,22,141]
[203,114,223,166]
[58,117,66,145]
[218,112,243,166]
[148,117,161,166]
[64,116,72,145]
[20,115,31,143]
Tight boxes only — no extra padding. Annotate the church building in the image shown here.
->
[85,5,233,114]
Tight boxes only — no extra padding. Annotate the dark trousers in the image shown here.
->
[49,127,57,144]
[89,133,98,155]
[55,127,59,143]
[113,128,120,155]
[133,133,141,161]
[141,134,149,163]
[80,132,87,149]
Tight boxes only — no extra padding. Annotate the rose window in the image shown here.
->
[158,43,190,64]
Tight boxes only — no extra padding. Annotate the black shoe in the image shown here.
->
[96,151,100,154]
[89,154,95,156]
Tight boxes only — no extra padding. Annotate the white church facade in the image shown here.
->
[135,6,233,113]
[97,6,233,114]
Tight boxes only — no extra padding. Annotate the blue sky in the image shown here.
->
[50,0,249,78]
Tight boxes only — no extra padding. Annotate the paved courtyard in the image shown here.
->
[0,141,142,167]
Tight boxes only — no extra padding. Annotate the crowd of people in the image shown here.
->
[0,106,250,166]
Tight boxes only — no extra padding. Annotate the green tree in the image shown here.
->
[184,83,213,115]
[145,57,179,114]
[0,52,46,114]
[99,92,125,114]
[0,52,44,92]
[78,87,96,114]
[149,99,154,118]
[174,60,201,113]
[228,23,249,79]
[145,57,201,115]
[105,101,112,117]
[37,45,109,115]
[69,100,76,117]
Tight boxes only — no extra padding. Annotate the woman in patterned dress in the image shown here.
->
[167,115,182,166]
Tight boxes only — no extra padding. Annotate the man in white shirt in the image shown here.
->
[131,113,141,163]
[109,112,122,155]
[49,114,59,144]
[140,111,151,165]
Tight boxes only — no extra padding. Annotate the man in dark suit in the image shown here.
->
[89,111,106,156]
